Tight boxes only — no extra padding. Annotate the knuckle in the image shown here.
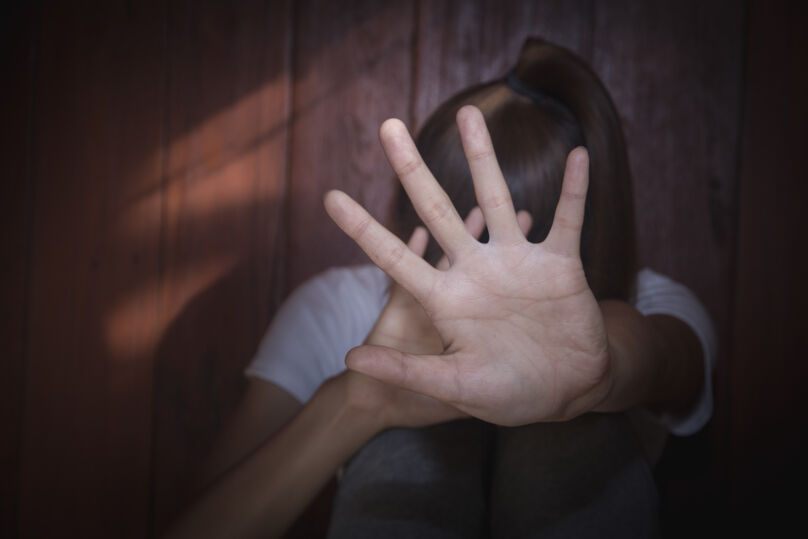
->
[421,198,453,226]
[560,189,586,202]
[553,214,579,231]
[395,157,422,178]
[385,243,406,268]
[466,147,495,163]
[351,214,372,240]
[481,191,512,210]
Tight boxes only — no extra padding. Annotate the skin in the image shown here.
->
[165,105,704,539]
[325,105,672,424]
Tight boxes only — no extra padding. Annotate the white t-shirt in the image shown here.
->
[246,265,717,437]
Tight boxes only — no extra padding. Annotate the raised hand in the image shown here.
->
[324,106,612,426]
[351,207,532,429]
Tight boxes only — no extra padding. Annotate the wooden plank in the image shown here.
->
[285,0,416,291]
[18,2,166,537]
[408,0,593,269]
[727,0,808,529]
[591,0,744,347]
[0,4,39,537]
[589,0,745,531]
[412,0,594,130]
[150,0,292,533]
[591,0,744,350]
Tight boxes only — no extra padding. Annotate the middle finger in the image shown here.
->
[379,118,475,262]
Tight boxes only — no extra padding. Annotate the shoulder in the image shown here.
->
[311,264,391,302]
[632,268,716,346]
[245,264,390,403]
[633,267,718,436]
[275,264,389,318]
[270,263,390,344]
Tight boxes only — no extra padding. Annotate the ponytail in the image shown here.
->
[509,38,636,300]
[396,38,636,301]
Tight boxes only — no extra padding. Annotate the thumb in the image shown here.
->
[345,345,461,405]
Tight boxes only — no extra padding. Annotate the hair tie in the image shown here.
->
[505,70,580,128]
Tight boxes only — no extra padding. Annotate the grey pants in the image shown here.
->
[327,414,659,538]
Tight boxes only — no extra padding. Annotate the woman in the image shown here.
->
[166,38,715,538]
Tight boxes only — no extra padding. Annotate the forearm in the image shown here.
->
[165,376,383,539]
[594,300,704,416]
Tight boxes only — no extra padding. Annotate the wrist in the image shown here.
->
[591,300,654,413]
[328,371,390,435]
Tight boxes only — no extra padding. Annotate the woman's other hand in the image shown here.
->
[324,105,611,426]
[362,226,447,356]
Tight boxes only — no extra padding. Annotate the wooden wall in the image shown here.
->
[727,0,808,529]
[1,0,804,537]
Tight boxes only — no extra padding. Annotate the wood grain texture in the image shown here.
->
[6,1,803,536]
[18,2,166,537]
[590,1,745,528]
[151,0,292,533]
[727,0,808,530]
[591,0,744,348]
[412,0,594,129]
[285,0,416,291]
[0,4,39,537]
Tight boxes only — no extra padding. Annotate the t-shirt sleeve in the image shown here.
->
[245,265,389,403]
[633,268,718,436]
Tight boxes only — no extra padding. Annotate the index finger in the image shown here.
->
[325,190,437,301]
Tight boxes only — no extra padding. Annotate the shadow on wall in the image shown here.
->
[97,2,408,533]
[152,265,263,531]
[5,2,757,538]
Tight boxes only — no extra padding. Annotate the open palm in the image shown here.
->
[325,106,611,426]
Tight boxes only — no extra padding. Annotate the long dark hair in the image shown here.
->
[393,38,636,301]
